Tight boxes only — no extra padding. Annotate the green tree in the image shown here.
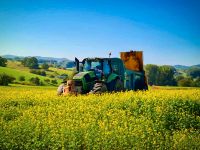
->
[0,73,15,86]
[178,77,193,87]
[51,79,58,85]
[49,75,55,78]
[44,79,50,83]
[145,64,177,86]
[187,68,200,78]
[0,56,7,67]
[19,76,25,81]
[193,77,200,87]
[145,64,159,85]
[41,63,49,70]
[30,69,46,76]
[175,75,184,82]
[22,57,39,69]
[29,77,40,85]
[40,71,46,76]
[157,65,176,86]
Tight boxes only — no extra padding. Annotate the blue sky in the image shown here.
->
[0,0,199,65]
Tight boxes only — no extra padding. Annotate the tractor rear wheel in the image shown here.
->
[89,82,108,94]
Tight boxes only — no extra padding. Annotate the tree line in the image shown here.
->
[145,64,200,87]
[1,56,200,87]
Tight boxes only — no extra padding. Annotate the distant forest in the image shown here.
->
[145,64,200,87]
[2,55,75,69]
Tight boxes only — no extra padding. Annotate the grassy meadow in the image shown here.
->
[0,60,74,86]
[0,86,200,149]
[0,66,53,84]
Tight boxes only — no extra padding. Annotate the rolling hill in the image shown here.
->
[174,64,200,70]
[2,54,71,63]
[2,54,75,68]
[0,67,52,84]
[0,60,74,86]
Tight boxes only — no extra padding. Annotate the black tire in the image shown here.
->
[144,85,148,90]
[114,79,124,92]
[89,82,107,94]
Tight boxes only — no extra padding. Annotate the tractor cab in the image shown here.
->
[76,58,112,80]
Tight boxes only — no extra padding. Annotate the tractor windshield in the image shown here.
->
[83,61,101,71]
[83,59,111,77]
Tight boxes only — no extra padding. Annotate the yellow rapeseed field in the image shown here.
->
[0,86,200,149]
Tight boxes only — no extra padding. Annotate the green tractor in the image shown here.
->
[64,51,148,94]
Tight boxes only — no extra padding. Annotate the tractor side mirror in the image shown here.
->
[75,57,79,72]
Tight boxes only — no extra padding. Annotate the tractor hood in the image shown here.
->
[71,71,96,94]
[73,71,92,80]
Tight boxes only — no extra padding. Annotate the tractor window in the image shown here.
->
[103,60,111,75]
[91,61,102,79]
[83,61,91,71]
[91,62,101,69]
[83,61,102,71]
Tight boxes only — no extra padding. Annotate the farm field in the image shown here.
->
[0,86,200,149]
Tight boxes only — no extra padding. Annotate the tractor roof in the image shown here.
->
[83,57,121,61]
